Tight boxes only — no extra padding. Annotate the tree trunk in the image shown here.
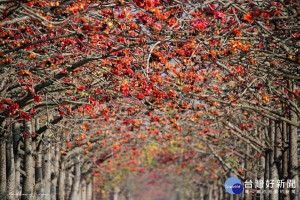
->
[264,150,270,200]
[21,121,35,200]
[34,120,44,200]
[7,122,16,200]
[13,122,21,199]
[34,118,42,199]
[264,120,270,200]
[199,186,204,200]
[51,144,59,200]
[244,144,250,200]
[208,187,212,200]
[69,161,80,200]
[77,182,81,200]
[203,186,208,200]
[274,121,282,179]
[269,120,279,200]
[86,178,92,200]
[65,167,73,200]
[57,157,65,200]
[213,183,218,200]
[92,176,95,200]
[218,185,223,200]
[257,127,264,200]
[0,120,7,199]
[35,147,43,199]
[80,180,86,200]
[113,186,120,200]
[251,167,257,200]
[282,121,288,200]
[43,130,51,200]
[0,140,6,198]
[259,154,265,200]
[289,103,299,200]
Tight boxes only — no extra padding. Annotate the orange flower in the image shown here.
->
[243,13,253,23]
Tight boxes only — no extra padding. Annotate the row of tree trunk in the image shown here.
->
[0,118,94,200]
[192,111,299,199]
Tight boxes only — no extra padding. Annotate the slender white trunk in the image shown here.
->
[69,161,80,200]
[289,103,299,200]
[35,146,43,200]
[58,157,65,200]
[269,120,279,200]
[0,136,6,199]
[86,179,92,200]
[0,120,7,199]
[43,130,51,200]
[81,180,86,200]
[65,169,72,200]
[113,186,120,200]
[21,121,35,200]
[13,122,21,199]
[7,128,16,200]
[50,144,59,200]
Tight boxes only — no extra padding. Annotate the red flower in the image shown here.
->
[77,85,85,90]
[59,110,65,116]
[239,123,248,131]
[23,132,30,138]
[214,12,226,23]
[237,169,244,175]
[20,112,31,120]
[211,3,217,9]
[8,103,19,115]
[136,93,145,99]
[191,20,208,30]
[243,13,253,23]
[30,108,36,114]
[34,95,41,103]
[122,89,129,96]
[95,88,102,94]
